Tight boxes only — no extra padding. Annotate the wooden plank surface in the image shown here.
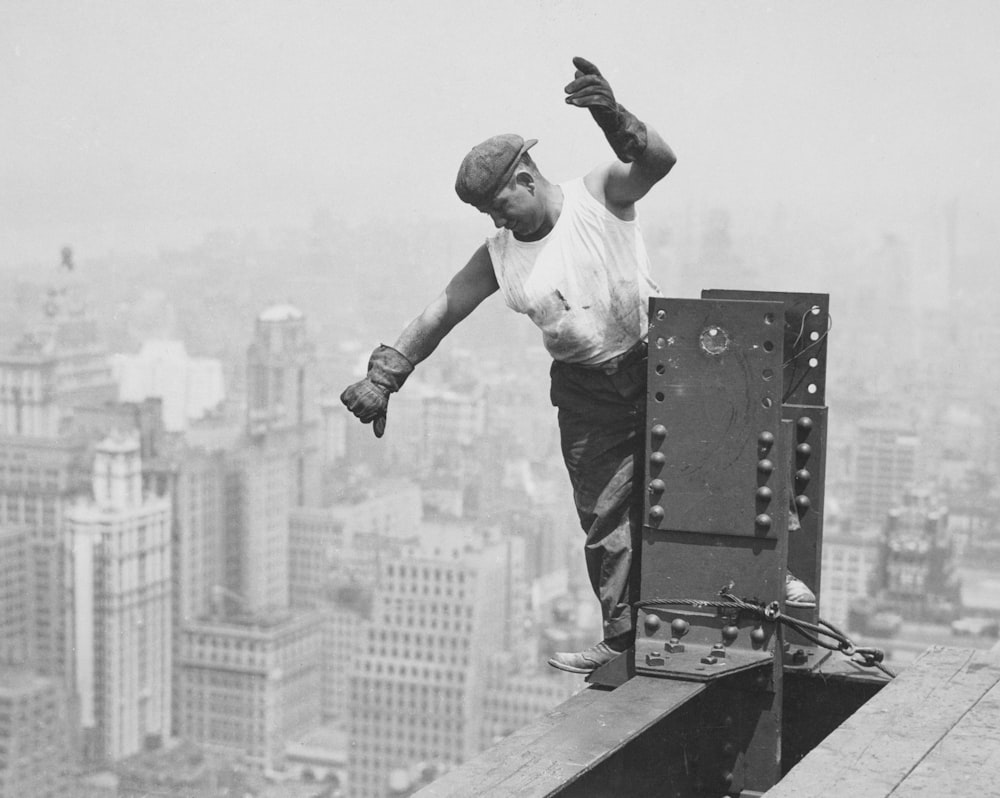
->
[765,646,1000,797]
[418,676,705,798]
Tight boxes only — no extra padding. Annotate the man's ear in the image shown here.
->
[515,169,536,193]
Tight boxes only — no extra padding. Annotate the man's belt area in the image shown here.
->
[568,339,648,376]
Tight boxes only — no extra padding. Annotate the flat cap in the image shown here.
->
[455,134,537,206]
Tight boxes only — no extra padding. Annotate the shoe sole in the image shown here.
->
[546,657,596,674]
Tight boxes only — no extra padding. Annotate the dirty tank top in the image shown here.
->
[486,177,661,366]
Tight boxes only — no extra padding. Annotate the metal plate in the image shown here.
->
[701,290,830,407]
[645,297,786,537]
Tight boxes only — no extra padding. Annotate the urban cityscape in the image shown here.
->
[1,194,998,797]
[3,4,999,797]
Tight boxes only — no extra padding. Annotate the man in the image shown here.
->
[342,57,813,674]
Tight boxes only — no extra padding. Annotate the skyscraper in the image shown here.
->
[245,304,320,508]
[349,524,527,798]
[67,434,172,762]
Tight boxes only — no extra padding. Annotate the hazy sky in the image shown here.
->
[2,1,998,264]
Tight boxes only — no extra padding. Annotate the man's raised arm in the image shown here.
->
[564,56,676,212]
[340,244,498,437]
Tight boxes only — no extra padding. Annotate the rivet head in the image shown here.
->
[755,513,772,530]
[648,478,666,494]
[651,424,667,439]
[795,494,812,512]
[758,431,775,447]
[650,451,667,467]
[671,618,690,638]
[750,627,767,646]
[648,505,664,523]
[721,625,739,644]
[797,416,814,432]
[644,614,662,636]
[756,486,773,502]
[795,468,811,486]
[757,458,774,475]
[796,443,812,459]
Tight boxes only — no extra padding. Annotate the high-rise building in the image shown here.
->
[112,339,225,432]
[67,434,173,763]
[0,668,75,798]
[349,524,527,798]
[245,304,320,508]
[873,491,962,623]
[224,436,292,613]
[819,519,882,631]
[852,422,920,524]
[289,480,422,606]
[176,609,324,773]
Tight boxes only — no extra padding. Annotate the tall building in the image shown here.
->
[245,304,320,508]
[818,519,882,631]
[112,339,225,432]
[176,609,324,773]
[0,669,75,798]
[874,491,962,623]
[67,434,173,762]
[224,435,292,613]
[349,524,527,798]
[852,422,919,524]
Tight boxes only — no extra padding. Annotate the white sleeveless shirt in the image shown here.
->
[486,177,662,366]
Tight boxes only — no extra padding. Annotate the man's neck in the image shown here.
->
[516,183,564,242]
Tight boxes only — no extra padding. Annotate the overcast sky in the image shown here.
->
[2,1,998,264]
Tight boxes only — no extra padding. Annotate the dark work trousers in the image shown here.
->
[550,348,646,642]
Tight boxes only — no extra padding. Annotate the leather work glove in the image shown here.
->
[564,56,648,163]
[339,345,414,438]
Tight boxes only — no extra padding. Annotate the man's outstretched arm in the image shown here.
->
[393,243,499,365]
[340,244,498,436]
[565,56,676,212]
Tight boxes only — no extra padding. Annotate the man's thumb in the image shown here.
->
[373,414,386,438]
[572,56,602,76]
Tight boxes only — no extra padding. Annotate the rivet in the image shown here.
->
[796,443,812,459]
[758,431,775,448]
[721,625,739,644]
[644,614,662,636]
[722,741,735,755]
[795,494,811,512]
[648,478,666,494]
[721,771,734,788]
[795,468,811,486]
[650,451,667,467]
[797,416,814,433]
[648,505,664,523]
[756,486,773,502]
[671,618,690,637]
[750,627,766,647]
[755,513,772,531]
[651,424,667,439]
[757,458,774,475]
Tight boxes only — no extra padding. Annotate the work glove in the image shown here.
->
[339,345,414,438]
[564,56,648,163]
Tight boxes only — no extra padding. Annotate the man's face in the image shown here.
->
[477,175,543,238]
